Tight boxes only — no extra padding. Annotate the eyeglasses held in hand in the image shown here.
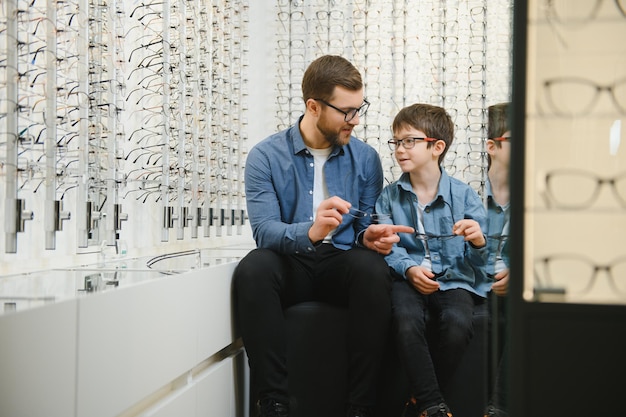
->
[313,98,370,122]
[388,137,439,150]
[345,207,391,222]
[415,232,460,242]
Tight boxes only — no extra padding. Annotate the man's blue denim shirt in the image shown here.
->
[245,117,384,254]
[375,169,491,297]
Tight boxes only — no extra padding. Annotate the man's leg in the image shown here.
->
[315,246,392,410]
[233,248,313,407]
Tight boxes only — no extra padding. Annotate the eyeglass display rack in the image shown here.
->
[0,0,249,254]
[521,0,626,305]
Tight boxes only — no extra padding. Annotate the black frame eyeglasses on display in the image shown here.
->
[543,169,626,210]
[313,98,370,122]
[534,253,626,296]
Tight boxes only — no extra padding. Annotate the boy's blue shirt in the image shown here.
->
[485,179,511,275]
[375,169,491,297]
[245,117,384,254]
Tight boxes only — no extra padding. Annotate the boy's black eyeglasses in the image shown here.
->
[314,98,370,122]
[388,137,438,150]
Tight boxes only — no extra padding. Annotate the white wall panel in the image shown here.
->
[193,262,239,361]
[0,301,78,417]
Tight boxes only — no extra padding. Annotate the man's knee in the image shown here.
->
[234,249,282,294]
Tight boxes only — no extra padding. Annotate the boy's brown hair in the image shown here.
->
[392,103,454,164]
[488,102,510,143]
[487,102,511,168]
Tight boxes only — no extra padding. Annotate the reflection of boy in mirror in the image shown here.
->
[376,103,489,417]
[484,102,511,417]
[486,102,511,296]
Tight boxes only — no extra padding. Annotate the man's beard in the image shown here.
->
[316,119,351,147]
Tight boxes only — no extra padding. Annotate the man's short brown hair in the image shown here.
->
[301,55,363,103]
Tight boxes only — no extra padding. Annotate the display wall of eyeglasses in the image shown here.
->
[272,0,512,189]
[1,0,513,259]
[0,0,249,254]
[524,0,626,305]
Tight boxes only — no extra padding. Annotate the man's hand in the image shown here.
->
[362,223,414,254]
[308,196,351,244]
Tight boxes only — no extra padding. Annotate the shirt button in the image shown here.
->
[309,190,313,195]
[309,216,313,221]
[425,207,431,213]
[309,163,314,167]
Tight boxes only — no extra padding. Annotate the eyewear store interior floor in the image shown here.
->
[1,1,625,417]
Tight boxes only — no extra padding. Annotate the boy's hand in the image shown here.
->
[363,224,414,254]
[452,219,486,247]
[491,268,509,296]
[406,266,440,294]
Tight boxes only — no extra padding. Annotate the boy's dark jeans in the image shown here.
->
[234,245,392,408]
[391,281,476,411]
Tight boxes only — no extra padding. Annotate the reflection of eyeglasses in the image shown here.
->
[535,254,626,295]
[490,136,510,142]
[544,169,626,209]
[314,98,370,122]
[545,0,626,23]
[543,77,626,116]
[388,137,438,150]
[487,234,508,252]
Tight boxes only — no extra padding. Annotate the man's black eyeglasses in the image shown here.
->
[314,98,370,122]
[388,137,438,150]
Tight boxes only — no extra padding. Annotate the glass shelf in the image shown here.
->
[0,244,254,315]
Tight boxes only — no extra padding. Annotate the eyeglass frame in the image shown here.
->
[388,137,439,150]
[313,98,370,122]
[490,136,511,142]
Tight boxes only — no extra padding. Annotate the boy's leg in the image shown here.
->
[429,288,477,390]
[391,279,444,411]
[233,248,314,406]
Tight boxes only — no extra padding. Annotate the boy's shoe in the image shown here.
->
[402,396,419,417]
[258,397,289,417]
[419,402,453,417]
[483,405,509,417]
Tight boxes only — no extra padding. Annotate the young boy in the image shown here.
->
[483,102,512,417]
[375,103,489,417]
